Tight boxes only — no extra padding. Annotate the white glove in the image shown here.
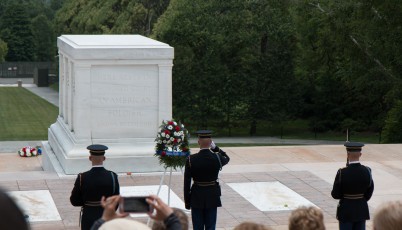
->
[210,141,216,149]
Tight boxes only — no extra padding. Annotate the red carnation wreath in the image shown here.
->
[154,119,190,169]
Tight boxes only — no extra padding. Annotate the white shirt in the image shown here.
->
[92,165,104,168]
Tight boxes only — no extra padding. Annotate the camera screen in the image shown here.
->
[122,197,150,213]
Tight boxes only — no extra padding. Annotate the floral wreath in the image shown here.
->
[154,119,190,169]
[18,146,42,157]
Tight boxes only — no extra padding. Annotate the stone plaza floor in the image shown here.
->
[1,143,402,230]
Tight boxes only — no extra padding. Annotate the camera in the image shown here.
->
[119,196,152,213]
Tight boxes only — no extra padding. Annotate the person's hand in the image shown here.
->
[100,195,128,221]
[146,195,174,221]
[210,141,216,149]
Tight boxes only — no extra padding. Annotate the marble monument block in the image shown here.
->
[44,35,174,174]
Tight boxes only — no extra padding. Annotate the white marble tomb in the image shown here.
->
[44,35,174,174]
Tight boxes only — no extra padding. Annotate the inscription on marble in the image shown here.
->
[90,65,158,138]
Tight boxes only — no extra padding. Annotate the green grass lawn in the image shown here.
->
[0,87,58,140]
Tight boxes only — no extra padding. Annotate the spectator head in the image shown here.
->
[152,208,189,230]
[99,218,150,230]
[0,188,29,230]
[233,222,271,230]
[288,206,325,230]
[373,200,402,230]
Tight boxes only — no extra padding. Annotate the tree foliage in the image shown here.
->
[54,0,169,36]
[0,0,62,61]
[31,14,55,61]
[0,38,8,62]
[0,3,35,61]
[292,0,401,134]
[382,101,402,143]
[153,0,300,134]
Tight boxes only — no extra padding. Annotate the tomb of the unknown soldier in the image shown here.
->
[43,34,174,174]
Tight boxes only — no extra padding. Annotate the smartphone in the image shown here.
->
[119,196,151,213]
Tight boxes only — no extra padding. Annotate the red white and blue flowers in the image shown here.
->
[155,119,190,169]
[18,146,41,157]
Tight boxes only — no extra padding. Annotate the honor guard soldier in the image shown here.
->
[70,144,120,230]
[331,142,374,230]
[184,130,230,230]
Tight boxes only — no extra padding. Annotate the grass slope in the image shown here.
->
[0,87,58,140]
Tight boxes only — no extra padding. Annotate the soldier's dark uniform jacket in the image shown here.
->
[70,144,120,230]
[184,146,230,209]
[331,163,374,222]
[70,167,119,230]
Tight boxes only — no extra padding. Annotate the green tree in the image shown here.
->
[292,0,399,133]
[54,0,170,35]
[0,0,60,62]
[0,3,35,61]
[242,0,301,135]
[153,0,300,134]
[153,0,247,130]
[382,101,402,143]
[50,0,66,14]
[0,38,8,62]
[31,14,55,61]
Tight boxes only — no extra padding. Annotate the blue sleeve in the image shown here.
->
[90,218,105,230]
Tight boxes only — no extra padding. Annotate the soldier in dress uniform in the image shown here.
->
[70,144,120,230]
[184,130,230,230]
[331,142,374,230]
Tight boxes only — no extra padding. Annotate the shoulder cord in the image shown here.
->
[213,151,222,171]
[79,173,82,189]
[79,173,82,227]
[215,153,222,185]
[111,172,116,194]
[365,166,372,187]
[188,156,191,168]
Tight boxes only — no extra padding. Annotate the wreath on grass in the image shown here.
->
[154,119,190,169]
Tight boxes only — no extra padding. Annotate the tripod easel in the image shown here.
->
[147,166,184,226]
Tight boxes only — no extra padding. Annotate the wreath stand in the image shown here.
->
[157,167,182,204]
[156,167,183,202]
[146,166,184,226]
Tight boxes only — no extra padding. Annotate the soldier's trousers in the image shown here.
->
[191,207,217,230]
[339,220,366,230]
